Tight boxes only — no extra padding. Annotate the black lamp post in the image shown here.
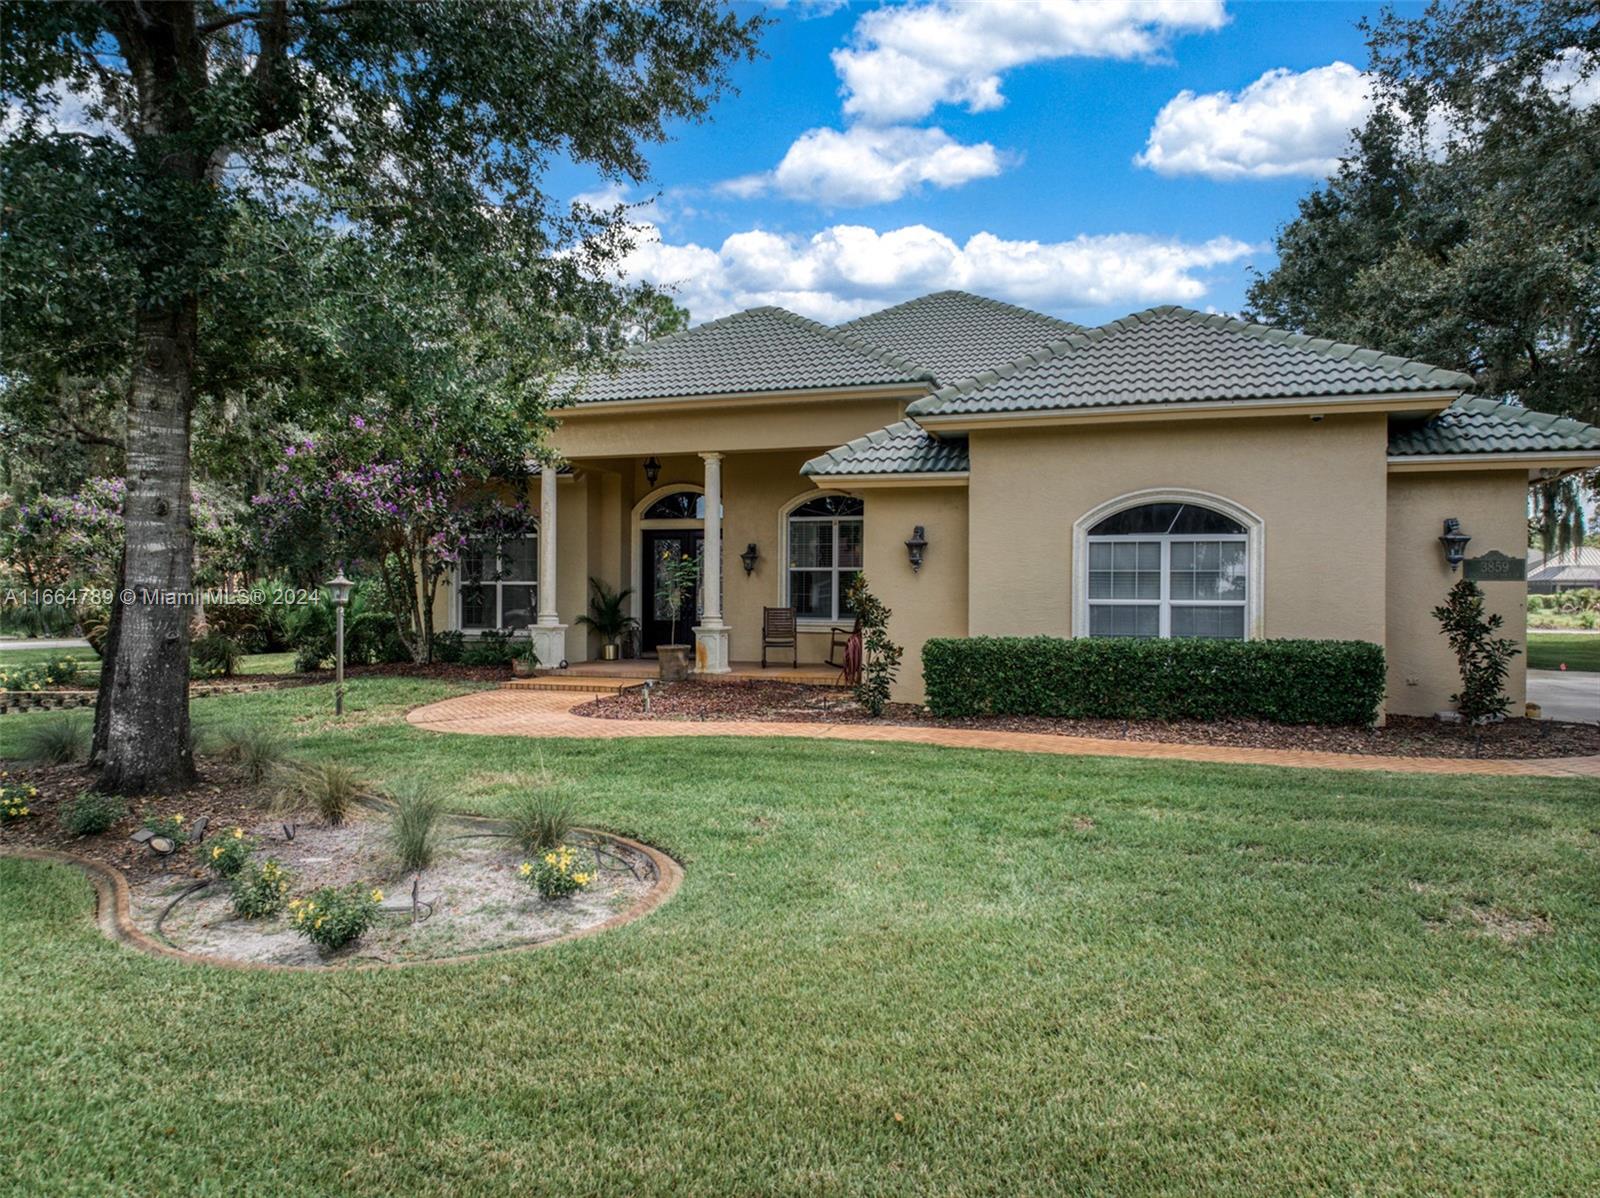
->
[905,526,928,573]
[1439,518,1471,572]
[326,570,354,715]
[643,456,661,487]
[740,543,759,576]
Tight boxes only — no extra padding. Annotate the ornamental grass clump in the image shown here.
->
[279,762,368,827]
[289,884,384,951]
[206,828,257,879]
[504,790,574,856]
[386,781,446,873]
[519,844,592,900]
[230,859,293,919]
[17,713,90,765]
[1,774,38,821]
[60,791,124,837]
[218,724,292,783]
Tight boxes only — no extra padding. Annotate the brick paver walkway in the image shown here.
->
[406,690,1600,778]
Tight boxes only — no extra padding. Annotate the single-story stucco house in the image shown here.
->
[433,290,1600,715]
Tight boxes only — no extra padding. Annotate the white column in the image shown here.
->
[694,451,731,673]
[530,463,567,669]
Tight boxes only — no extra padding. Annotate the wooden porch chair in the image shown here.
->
[826,620,859,669]
[761,606,797,668]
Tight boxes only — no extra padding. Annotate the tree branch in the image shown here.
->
[196,2,355,36]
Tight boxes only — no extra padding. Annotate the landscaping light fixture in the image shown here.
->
[740,542,759,576]
[1439,518,1471,572]
[326,569,354,716]
[905,526,928,573]
[643,456,661,486]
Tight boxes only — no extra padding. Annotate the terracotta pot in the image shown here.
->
[511,657,535,678]
[657,644,691,682]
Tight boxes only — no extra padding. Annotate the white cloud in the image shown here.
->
[608,219,1255,324]
[2,79,125,143]
[721,125,1004,206]
[1544,47,1600,109]
[834,0,1229,124]
[1135,62,1371,180]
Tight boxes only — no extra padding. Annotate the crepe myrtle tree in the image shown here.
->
[1,1,762,792]
[252,418,537,664]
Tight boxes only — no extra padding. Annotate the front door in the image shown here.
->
[642,529,703,652]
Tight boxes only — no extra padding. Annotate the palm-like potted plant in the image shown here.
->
[574,578,639,663]
[510,635,540,678]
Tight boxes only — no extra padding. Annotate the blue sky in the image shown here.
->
[553,0,1425,327]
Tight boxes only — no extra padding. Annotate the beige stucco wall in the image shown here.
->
[1385,470,1529,717]
[552,396,909,458]
[859,486,969,702]
[965,414,1391,646]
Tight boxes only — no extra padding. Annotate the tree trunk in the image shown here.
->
[96,305,199,793]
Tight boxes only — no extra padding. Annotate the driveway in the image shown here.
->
[1529,669,1600,724]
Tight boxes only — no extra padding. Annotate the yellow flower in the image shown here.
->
[370,888,384,904]
[543,852,557,865]
[573,873,591,886]
[518,862,533,877]
[233,827,244,839]
[173,814,183,824]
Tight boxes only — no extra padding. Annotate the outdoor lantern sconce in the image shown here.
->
[905,526,928,573]
[1439,518,1472,572]
[326,569,354,716]
[740,543,759,576]
[643,456,661,487]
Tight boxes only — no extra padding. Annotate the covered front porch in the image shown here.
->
[503,445,869,675]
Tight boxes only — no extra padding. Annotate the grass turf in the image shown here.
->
[0,647,294,677]
[3,679,1598,1195]
[1527,631,1600,672]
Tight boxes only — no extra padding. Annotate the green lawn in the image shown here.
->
[0,647,293,677]
[3,680,1598,1195]
[1528,631,1600,672]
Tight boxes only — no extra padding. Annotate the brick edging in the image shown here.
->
[0,830,682,972]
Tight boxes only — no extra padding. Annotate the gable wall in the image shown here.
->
[964,413,1391,646]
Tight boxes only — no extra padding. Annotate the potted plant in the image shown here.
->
[510,636,539,678]
[653,550,699,681]
[574,578,639,662]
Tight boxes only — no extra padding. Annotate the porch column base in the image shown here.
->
[692,623,731,674]
[530,623,568,671]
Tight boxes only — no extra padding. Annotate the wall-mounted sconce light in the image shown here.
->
[740,543,759,576]
[1439,517,1471,571]
[643,456,661,487]
[905,525,928,573]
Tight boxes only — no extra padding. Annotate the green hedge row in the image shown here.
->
[923,637,1386,726]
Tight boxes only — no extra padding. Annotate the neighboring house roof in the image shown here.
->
[560,306,933,404]
[906,306,1477,419]
[801,418,969,477]
[1387,397,1600,458]
[1528,546,1600,585]
[835,290,1087,385]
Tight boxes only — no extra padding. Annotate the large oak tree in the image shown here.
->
[1,1,759,792]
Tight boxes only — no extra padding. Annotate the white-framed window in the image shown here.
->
[1085,502,1249,639]
[785,494,864,622]
[458,534,538,631]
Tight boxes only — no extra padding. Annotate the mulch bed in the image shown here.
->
[0,758,279,884]
[572,679,1600,760]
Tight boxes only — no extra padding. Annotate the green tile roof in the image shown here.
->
[835,290,1086,385]
[560,306,932,404]
[801,419,968,477]
[907,306,1478,419]
[1387,397,1600,457]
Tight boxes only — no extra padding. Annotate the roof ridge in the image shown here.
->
[837,289,1087,336]
[753,305,935,381]
[1103,305,1477,391]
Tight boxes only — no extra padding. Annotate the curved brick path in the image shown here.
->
[407,690,1600,779]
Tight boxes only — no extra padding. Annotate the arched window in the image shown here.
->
[786,495,864,622]
[643,490,707,520]
[1085,502,1248,639]
[459,533,538,631]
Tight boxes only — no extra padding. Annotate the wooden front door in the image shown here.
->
[642,529,703,651]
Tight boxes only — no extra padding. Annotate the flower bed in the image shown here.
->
[571,679,1600,761]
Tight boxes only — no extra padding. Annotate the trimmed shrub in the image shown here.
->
[923,637,1386,726]
[461,629,515,666]
[61,791,125,837]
